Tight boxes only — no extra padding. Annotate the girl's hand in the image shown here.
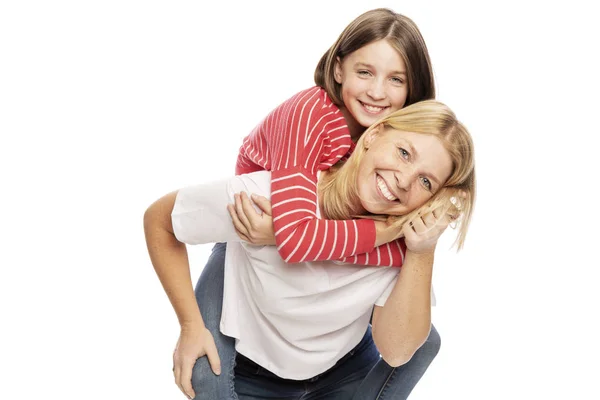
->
[403,204,453,254]
[172,326,221,400]
[227,192,276,245]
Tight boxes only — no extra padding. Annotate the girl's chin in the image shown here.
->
[355,114,378,127]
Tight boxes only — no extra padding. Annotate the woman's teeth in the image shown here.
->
[376,175,397,201]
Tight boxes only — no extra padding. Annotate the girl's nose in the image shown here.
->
[367,79,386,101]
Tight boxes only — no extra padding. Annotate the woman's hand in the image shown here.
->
[172,326,221,399]
[227,192,276,245]
[403,205,453,254]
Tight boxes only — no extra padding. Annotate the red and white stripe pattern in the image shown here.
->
[235,86,405,266]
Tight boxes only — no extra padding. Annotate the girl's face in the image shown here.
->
[356,126,453,216]
[335,40,408,135]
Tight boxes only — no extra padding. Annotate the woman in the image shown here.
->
[144,100,476,399]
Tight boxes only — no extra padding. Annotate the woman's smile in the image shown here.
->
[376,174,398,202]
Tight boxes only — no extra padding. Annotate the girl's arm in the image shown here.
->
[229,189,406,267]
[338,237,407,267]
[242,87,402,265]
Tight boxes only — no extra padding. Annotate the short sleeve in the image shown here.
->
[171,171,272,245]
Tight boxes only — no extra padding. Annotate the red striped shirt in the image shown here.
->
[236,87,405,267]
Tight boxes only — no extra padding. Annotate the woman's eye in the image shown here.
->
[357,70,371,77]
[421,177,432,191]
[391,77,404,85]
[398,148,410,160]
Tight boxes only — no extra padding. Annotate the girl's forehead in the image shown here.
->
[346,40,404,63]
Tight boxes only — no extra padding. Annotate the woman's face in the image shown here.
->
[356,126,453,216]
[335,40,408,132]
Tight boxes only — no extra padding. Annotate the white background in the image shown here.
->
[1,1,599,399]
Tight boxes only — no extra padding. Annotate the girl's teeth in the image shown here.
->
[364,104,384,113]
[377,176,397,201]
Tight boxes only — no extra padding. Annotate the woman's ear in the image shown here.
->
[363,125,382,149]
[334,57,343,84]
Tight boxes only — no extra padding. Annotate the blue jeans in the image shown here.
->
[192,243,441,400]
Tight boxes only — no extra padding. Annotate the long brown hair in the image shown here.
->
[315,8,435,107]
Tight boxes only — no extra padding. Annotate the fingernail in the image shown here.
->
[215,367,221,375]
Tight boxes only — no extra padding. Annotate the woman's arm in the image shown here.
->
[145,175,268,319]
[371,205,452,366]
[143,192,221,399]
[143,174,268,398]
[371,250,434,367]
[144,192,204,330]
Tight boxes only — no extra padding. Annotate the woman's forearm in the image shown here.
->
[372,250,434,366]
[143,193,204,330]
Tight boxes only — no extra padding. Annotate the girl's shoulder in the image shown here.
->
[285,86,339,112]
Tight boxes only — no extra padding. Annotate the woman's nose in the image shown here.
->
[395,169,417,191]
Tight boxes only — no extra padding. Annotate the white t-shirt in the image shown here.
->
[172,171,404,379]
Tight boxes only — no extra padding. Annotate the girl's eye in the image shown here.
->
[391,77,404,85]
[357,70,371,77]
[421,177,432,191]
[398,147,410,160]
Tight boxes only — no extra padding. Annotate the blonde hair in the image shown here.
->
[319,100,476,250]
[315,8,435,107]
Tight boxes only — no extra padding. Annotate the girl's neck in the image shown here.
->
[338,106,364,142]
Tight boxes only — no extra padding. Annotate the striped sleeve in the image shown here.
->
[237,87,406,266]
[265,88,378,263]
[271,167,377,263]
[339,238,407,268]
